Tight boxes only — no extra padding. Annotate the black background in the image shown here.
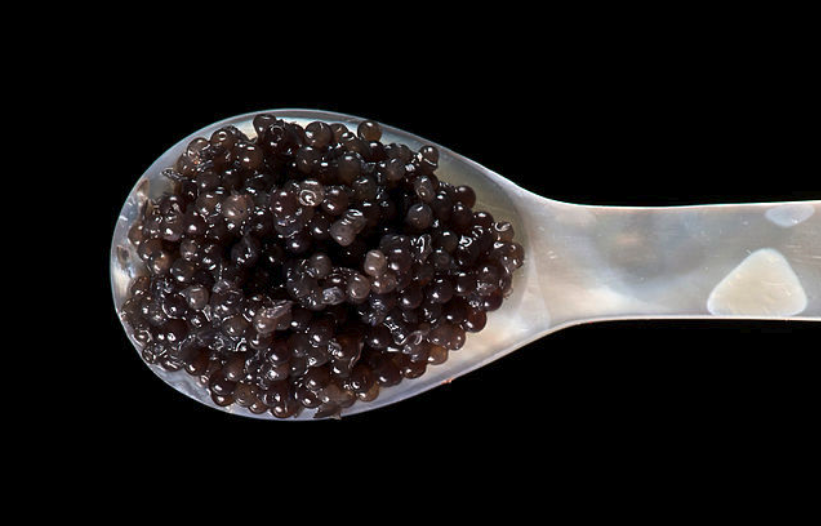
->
[96,70,818,449]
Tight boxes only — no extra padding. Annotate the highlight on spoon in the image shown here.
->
[111,110,527,420]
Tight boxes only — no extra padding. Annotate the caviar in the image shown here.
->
[121,116,524,419]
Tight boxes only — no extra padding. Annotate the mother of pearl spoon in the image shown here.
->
[111,109,821,420]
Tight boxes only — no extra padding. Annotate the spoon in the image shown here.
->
[111,108,821,420]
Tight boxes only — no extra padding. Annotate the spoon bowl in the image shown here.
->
[111,109,821,420]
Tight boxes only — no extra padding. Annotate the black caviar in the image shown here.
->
[121,116,524,418]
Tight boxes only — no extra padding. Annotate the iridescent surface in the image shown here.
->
[112,109,821,420]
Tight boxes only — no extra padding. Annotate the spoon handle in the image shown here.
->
[523,198,821,328]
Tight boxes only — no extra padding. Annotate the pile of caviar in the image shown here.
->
[121,115,524,418]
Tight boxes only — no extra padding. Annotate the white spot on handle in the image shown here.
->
[765,203,815,228]
[707,249,807,316]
